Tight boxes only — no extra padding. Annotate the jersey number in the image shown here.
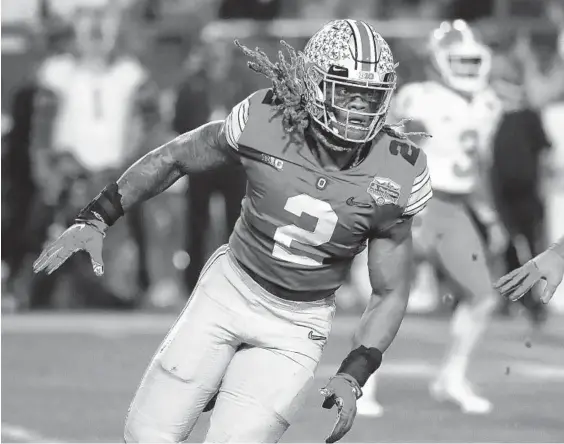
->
[389,140,420,166]
[453,129,479,178]
[272,194,338,266]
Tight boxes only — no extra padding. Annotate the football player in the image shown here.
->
[34,20,432,443]
[495,236,564,303]
[358,20,504,416]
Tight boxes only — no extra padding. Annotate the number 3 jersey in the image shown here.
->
[393,81,502,195]
[223,89,432,294]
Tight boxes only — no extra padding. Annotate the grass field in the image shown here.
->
[2,310,564,443]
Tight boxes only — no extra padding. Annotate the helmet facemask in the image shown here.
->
[307,66,396,146]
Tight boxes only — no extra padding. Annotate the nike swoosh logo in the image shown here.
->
[346,197,372,208]
[308,331,327,341]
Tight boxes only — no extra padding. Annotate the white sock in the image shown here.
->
[440,300,492,383]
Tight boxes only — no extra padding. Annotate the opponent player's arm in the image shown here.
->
[495,235,564,304]
[466,116,506,252]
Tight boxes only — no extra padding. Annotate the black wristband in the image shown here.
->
[337,345,383,387]
[76,182,124,226]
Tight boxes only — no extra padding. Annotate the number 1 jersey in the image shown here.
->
[224,89,432,294]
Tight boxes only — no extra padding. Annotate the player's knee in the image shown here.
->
[124,415,179,443]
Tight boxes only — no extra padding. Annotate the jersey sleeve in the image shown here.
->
[402,158,433,217]
[224,94,252,150]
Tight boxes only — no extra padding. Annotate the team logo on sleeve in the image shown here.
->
[260,153,284,170]
[368,177,401,206]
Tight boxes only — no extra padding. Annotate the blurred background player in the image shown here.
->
[28,0,154,308]
[525,0,564,311]
[14,0,190,310]
[488,27,553,327]
[358,19,503,416]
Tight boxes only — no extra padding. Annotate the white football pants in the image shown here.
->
[124,244,335,443]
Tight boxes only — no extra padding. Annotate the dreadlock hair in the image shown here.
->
[234,39,431,143]
[235,39,311,134]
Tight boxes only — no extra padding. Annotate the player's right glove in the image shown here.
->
[33,219,107,276]
[494,247,564,304]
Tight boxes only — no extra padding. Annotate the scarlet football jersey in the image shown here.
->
[225,89,432,293]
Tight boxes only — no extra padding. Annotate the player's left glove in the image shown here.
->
[320,373,361,443]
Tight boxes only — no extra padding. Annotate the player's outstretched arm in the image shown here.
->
[320,220,413,444]
[33,120,234,276]
[117,120,233,211]
[494,236,564,303]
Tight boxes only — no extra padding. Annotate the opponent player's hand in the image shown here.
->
[494,248,564,304]
[33,220,107,276]
[320,374,360,443]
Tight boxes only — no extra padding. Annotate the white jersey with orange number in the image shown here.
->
[393,81,502,195]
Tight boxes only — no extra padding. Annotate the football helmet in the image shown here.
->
[429,20,491,94]
[303,19,397,143]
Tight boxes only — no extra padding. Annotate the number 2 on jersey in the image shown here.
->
[272,194,338,266]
